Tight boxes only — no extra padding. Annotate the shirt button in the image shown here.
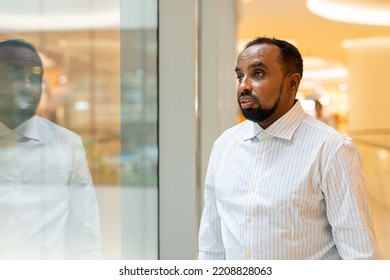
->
[246,216,253,223]
[251,186,256,192]
[260,133,268,139]
[246,251,253,258]
[257,153,264,160]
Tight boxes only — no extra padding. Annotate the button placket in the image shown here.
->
[256,132,270,161]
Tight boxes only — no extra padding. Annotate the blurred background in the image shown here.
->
[236,0,390,259]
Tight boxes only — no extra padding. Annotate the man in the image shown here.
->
[0,39,101,259]
[198,37,380,260]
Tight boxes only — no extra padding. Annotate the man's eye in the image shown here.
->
[254,71,263,77]
[4,69,18,79]
[236,74,243,81]
[30,74,41,84]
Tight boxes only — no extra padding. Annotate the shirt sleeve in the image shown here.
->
[198,143,226,260]
[321,139,381,259]
[67,137,102,259]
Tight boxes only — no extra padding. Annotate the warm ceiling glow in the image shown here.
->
[306,0,390,26]
[343,37,390,49]
[0,11,119,31]
[302,57,349,81]
[303,67,349,80]
[0,0,157,31]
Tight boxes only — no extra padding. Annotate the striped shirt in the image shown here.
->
[198,101,380,260]
[0,116,101,259]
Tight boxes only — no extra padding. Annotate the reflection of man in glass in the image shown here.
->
[0,39,101,259]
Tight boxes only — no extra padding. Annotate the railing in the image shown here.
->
[349,129,390,259]
[349,129,390,212]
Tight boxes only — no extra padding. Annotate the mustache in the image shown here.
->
[15,89,41,99]
[238,91,259,102]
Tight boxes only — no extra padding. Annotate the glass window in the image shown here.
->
[0,0,158,259]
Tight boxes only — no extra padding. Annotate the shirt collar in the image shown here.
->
[0,116,41,141]
[0,121,12,137]
[243,100,306,141]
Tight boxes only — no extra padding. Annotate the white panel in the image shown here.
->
[159,0,198,260]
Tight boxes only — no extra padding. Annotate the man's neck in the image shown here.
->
[0,115,33,129]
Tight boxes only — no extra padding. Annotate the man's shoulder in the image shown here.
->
[301,114,352,144]
[222,119,251,134]
[215,120,251,143]
[34,115,82,142]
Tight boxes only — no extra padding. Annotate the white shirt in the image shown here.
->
[0,116,101,259]
[198,101,380,260]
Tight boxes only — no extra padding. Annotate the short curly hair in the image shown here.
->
[244,37,303,78]
[0,39,42,68]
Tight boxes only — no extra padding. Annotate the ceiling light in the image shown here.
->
[302,56,349,81]
[306,0,390,26]
[338,83,349,92]
[0,11,119,31]
[342,37,390,49]
[0,0,157,31]
[319,96,330,106]
[378,149,389,160]
[304,67,349,80]
[74,101,90,111]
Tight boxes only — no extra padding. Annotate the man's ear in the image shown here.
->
[289,73,301,90]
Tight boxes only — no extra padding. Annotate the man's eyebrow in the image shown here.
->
[249,61,266,69]
[235,61,267,73]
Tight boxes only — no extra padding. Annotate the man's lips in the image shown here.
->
[239,96,256,109]
[14,95,36,110]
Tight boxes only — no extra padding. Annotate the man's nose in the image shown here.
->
[238,76,252,93]
[23,76,32,88]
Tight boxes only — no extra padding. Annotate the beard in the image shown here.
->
[0,89,41,128]
[238,92,280,123]
[14,90,40,115]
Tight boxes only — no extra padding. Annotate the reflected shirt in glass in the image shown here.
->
[198,101,380,260]
[0,115,101,259]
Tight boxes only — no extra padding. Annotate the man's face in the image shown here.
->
[0,46,43,125]
[235,43,295,128]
